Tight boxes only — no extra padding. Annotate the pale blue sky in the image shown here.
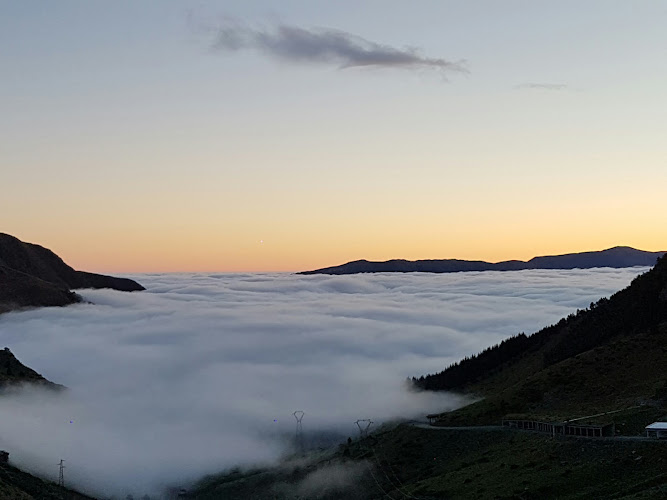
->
[2,1,666,271]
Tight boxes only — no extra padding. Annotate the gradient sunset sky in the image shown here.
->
[2,1,666,272]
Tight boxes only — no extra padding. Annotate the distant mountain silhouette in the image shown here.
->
[299,246,666,275]
[0,233,144,313]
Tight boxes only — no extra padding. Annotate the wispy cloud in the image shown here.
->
[209,20,467,75]
[516,83,568,90]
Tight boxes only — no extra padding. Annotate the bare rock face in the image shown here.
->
[0,233,144,313]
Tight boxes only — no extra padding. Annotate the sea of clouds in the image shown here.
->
[0,267,648,497]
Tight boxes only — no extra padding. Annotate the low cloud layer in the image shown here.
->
[210,20,466,74]
[0,267,646,497]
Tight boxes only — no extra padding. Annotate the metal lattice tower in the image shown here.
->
[58,459,65,487]
[293,411,305,451]
[355,419,374,439]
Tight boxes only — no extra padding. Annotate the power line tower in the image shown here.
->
[293,410,305,452]
[355,419,374,439]
[58,459,65,487]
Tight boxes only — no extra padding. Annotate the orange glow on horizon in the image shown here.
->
[5,168,665,274]
[9,226,664,275]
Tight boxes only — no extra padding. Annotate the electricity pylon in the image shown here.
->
[58,459,65,487]
[355,419,373,439]
[293,410,305,452]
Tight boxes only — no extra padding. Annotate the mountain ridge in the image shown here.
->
[0,232,144,314]
[299,246,666,275]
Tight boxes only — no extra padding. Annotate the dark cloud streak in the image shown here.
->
[211,21,467,75]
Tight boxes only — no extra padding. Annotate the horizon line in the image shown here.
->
[93,244,666,275]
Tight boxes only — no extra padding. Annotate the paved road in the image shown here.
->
[409,422,504,431]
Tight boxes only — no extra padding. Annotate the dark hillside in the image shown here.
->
[414,254,667,393]
[0,347,62,389]
[0,233,144,292]
[433,324,667,426]
[0,350,94,497]
[0,353,93,497]
[0,233,144,313]
[414,255,667,425]
[0,265,80,313]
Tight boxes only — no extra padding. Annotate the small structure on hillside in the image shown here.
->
[645,421,667,439]
[502,418,615,438]
[426,413,444,425]
[0,451,8,463]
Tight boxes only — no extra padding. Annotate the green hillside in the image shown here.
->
[416,254,667,426]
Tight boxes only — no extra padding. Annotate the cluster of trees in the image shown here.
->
[411,333,531,390]
[541,255,667,366]
[412,255,667,392]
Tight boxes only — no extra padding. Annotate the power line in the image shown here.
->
[353,418,399,499]
[369,440,423,500]
[359,422,436,500]
[364,459,400,500]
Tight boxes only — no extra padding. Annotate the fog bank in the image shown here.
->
[0,267,646,496]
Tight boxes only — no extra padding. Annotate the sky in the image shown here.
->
[0,267,645,496]
[2,1,666,272]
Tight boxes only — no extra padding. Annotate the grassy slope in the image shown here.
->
[421,255,667,426]
[419,254,667,395]
[188,423,667,499]
[435,324,667,427]
[0,463,96,500]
